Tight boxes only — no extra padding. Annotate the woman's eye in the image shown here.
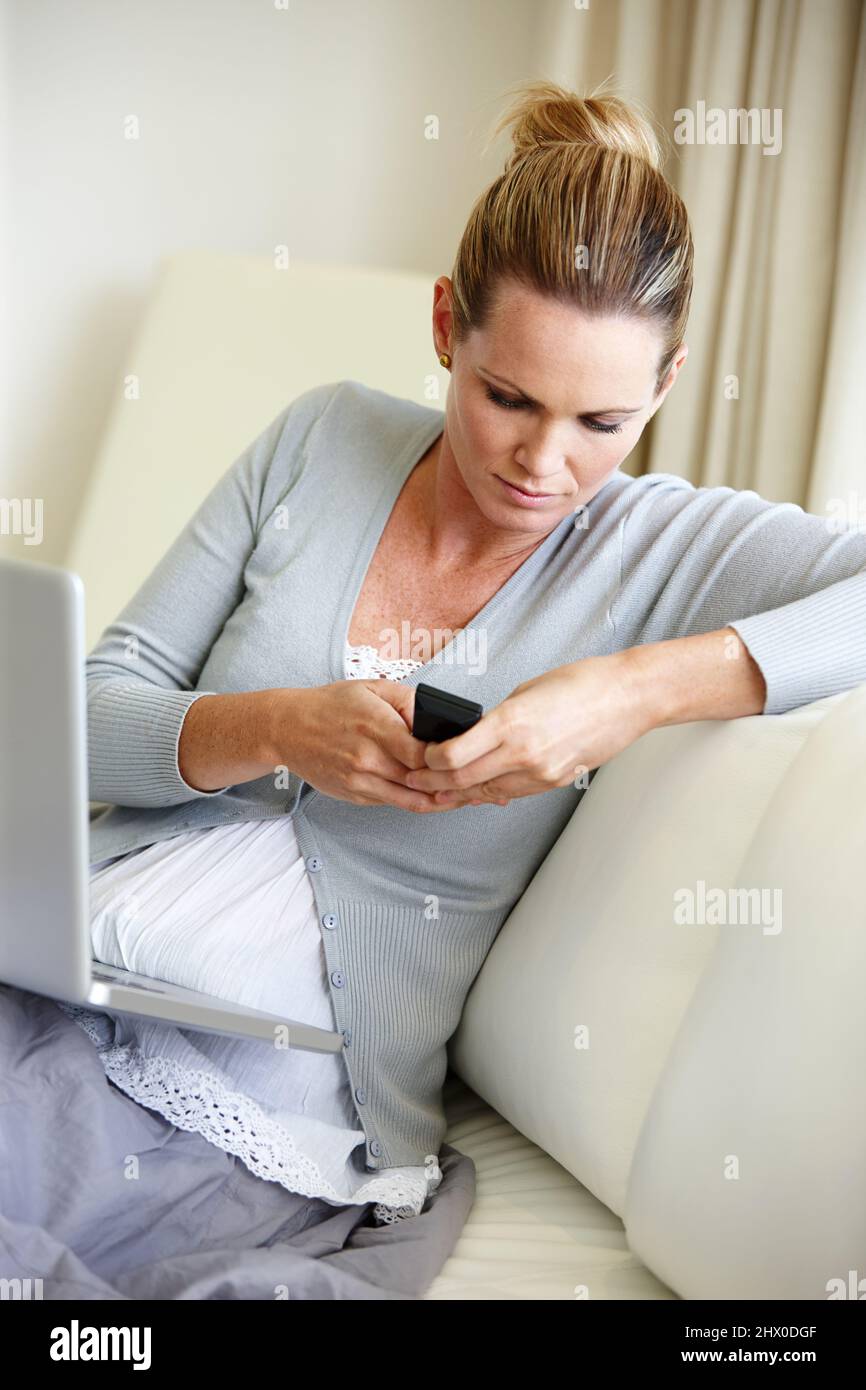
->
[484,385,623,434]
[584,418,623,435]
[485,386,527,410]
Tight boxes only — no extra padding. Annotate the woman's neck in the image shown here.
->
[413,431,556,576]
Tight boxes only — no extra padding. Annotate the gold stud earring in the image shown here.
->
[439,352,451,369]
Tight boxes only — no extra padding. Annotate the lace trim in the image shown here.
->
[57,1003,442,1226]
[344,641,424,682]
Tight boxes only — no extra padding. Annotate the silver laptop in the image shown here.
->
[0,554,344,1055]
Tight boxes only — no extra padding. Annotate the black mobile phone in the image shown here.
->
[411,682,483,743]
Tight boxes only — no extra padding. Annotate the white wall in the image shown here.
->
[2,0,548,564]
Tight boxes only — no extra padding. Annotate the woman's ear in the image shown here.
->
[651,342,689,418]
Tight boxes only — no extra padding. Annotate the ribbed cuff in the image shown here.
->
[727,573,866,717]
[88,684,231,807]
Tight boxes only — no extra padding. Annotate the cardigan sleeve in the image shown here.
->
[614,476,866,716]
[85,383,337,808]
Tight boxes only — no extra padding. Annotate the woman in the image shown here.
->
[62,80,866,1231]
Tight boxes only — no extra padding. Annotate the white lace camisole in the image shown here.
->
[58,642,443,1226]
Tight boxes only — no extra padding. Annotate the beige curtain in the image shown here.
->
[532,0,864,510]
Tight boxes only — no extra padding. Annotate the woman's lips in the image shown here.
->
[496,475,557,506]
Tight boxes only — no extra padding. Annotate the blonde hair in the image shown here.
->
[449,79,694,397]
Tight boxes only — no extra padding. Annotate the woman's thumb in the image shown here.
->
[366,678,416,731]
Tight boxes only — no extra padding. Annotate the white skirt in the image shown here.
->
[60,815,441,1225]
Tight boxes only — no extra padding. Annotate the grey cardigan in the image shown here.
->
[87,379,866,1171]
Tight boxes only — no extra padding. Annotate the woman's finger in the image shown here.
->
[420,703,509,771]
[433,770,533,805]
[405,739,515,792]
[350,770,462,813]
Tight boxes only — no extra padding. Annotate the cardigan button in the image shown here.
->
[355,1087,367,1105]
[306,855,323,872]
[330,970,345,988]
[369,1139,382,1157]
[342,1028,352,1046]
[322,912,339,930]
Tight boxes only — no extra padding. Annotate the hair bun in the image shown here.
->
[489,78,664,172]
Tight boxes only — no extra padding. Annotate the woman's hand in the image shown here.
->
[403,653,654,807]
[267,680,451,812]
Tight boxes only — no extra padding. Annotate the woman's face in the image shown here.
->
[435,274,687,537]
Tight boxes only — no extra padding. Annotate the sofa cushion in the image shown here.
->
[624,681,866,1298]
[65,251,441,652]
[449,689,847,1220]
[426,1071,676,1300]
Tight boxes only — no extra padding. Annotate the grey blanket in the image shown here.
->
[0,985,474,1300]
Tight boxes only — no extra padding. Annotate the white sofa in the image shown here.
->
[67,252,866,1300]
